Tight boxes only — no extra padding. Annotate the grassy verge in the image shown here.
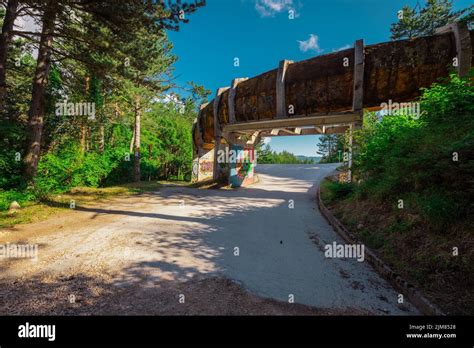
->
[320,176,473,315]
[0,181,188,229]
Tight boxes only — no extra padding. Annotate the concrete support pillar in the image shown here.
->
[435,22,472,77]
[213,87,229,181]
[347,39,365,183]
[276,59,293,119]
[229,143,257,188]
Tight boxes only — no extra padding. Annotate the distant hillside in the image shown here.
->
[296,156,321,164]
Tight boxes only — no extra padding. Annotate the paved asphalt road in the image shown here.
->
[211,164,417,314]
[0,164,418,314]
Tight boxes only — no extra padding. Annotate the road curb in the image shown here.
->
[316,182,444,316]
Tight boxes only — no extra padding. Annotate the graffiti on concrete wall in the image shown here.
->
[230,145,255,187]
[192,159,199,183]
[198,149,214,181]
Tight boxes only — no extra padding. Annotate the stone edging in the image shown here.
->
[316,182,444,316]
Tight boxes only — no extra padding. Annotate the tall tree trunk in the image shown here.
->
[133,95,141,182]
[129,126,135,154]
[23,1,59,180]
[99,123,105,153]
[0,0,19,110]
[80,123,87,154]
[86,126,91,152]
[80,76,90,154]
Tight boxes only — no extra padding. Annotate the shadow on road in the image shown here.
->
[0,164,406,315]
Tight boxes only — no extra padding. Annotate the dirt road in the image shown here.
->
[0,164,417,315]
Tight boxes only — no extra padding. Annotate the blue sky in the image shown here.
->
[168,0,471,156]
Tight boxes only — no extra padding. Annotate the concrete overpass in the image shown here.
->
[192,22,473,185]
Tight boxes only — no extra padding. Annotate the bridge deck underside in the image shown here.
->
[220,112,361,144]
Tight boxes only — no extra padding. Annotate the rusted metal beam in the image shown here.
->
[276,59,293,118]
[224,113,362,133]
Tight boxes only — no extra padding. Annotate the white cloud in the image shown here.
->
[298,34,323,53]
[255,0,297,18]
[263,137,272,145]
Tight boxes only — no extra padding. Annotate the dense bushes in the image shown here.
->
[34,145,128,195]
[0,101,195,210]
[353,73,474,230]
[0,190,35,211]
[322,180,355,204]
[322,74,474,314]
[1,3,205,212]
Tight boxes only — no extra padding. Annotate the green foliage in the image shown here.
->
[317,134,344,163]
[34,144,126,195]
[355,114,421,185]
[0,94,196,211]
[414,190,458,230]
[391,5,421,40]
[255,143,273,163]
[390,0,472,40]
[0,190,35,211]
[420,74,474,125]
[0,120,25,189]
[323,181,355,203]
[0,46,36,189]
[0,1,207,211]
[140,102,194,181]
[354,73,474,230]
[30,100,195,198]
[358,228,385,249]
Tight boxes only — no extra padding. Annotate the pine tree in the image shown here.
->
[0,0,19,109]
[390,0,472,40]
[317,134,344,163]
[21,0,204,180]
